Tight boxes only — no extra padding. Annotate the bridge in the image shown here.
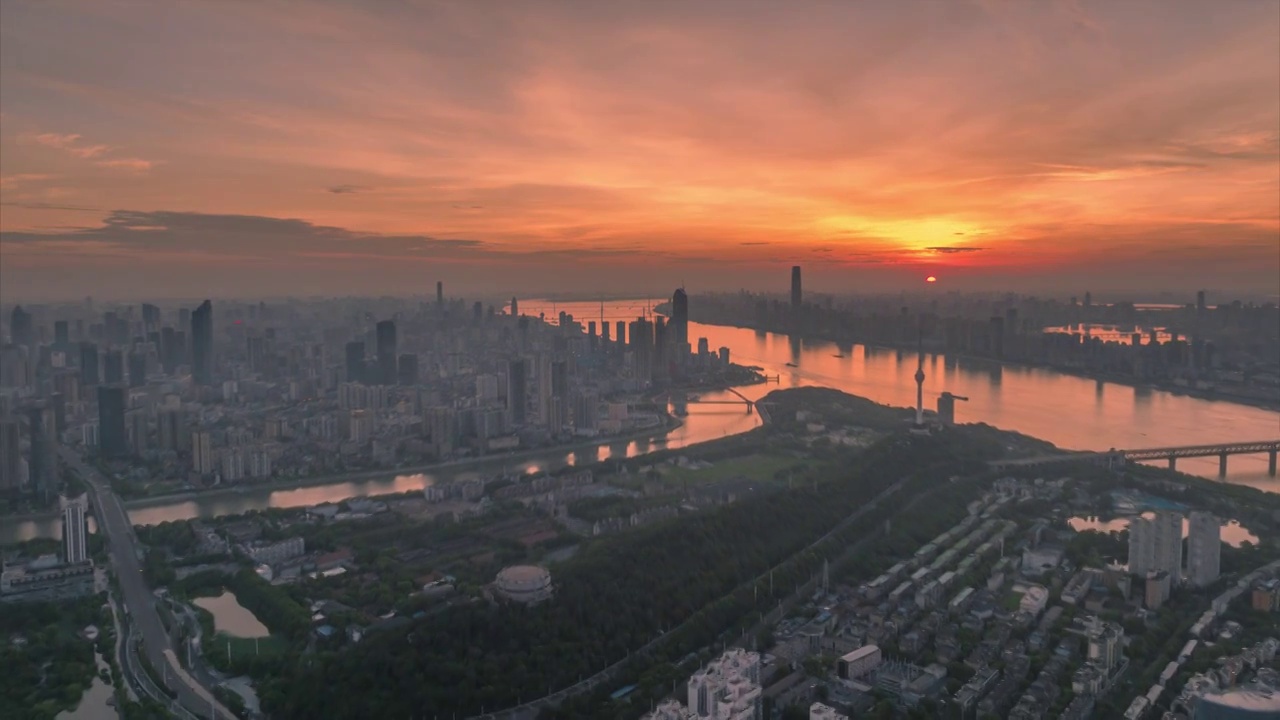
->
[990,440,1280,477]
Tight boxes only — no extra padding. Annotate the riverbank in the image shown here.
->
[688,315,1280,414]
[119,414,689,510]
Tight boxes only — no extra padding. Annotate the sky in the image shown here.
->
[1,0,1278,302]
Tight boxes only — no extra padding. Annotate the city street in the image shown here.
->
[62,448,236,720]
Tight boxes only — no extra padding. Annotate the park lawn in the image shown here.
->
[657,453,805,487]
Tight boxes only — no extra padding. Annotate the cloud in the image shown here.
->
[32,132,111,157]
[327,184,366,194]
[0,201,100,212]
[94,158,155,172]
[926,247,988,254]
[0,173,56,189]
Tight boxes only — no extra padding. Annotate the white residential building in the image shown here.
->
[1186,511,1221,587]
[1129,511,1182,582]
[810,702,848,720]
[687,648,762,720]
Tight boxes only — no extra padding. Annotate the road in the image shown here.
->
[62,448,237,720]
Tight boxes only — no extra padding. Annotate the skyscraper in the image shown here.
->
[375,320,397,386]
[436,281,444,305]
[510,297,519,317]
[97,385,128,458]
[344,341,365,383]
[79,342,100,386]
[9,305,33,347]
[0,417,21,491]
[790,266,802,308]
[103,349,125,385]
[54,320,69,348]
[1129,511,1182,581]
[671,288,689,349]
[27,403,57,498]
[1186,512,1221,587]
[506,358,527,425]
[63,497,88,565]
[191,299,214,385]
[141,302,161,333]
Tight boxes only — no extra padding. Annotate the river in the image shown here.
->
[2,299,1277,543]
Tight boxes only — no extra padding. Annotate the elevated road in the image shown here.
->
[989,440,1280,476]
[61,448,236,720]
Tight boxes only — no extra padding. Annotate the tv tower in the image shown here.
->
[913,324,926,426]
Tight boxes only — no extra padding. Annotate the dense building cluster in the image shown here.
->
[0,289,741,501]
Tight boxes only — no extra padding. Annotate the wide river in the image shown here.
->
[3,299,1277,543]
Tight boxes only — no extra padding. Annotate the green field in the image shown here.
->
[208,633,287,662]
[656,453,805,486]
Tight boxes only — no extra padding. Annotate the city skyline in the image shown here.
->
[2,0,1278,300]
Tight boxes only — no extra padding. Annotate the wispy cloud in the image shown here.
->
[0,173,56,190]
[327,184,367,194]
[95,158,155,172]
[32,132,111,158]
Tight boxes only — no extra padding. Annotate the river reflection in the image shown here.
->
[1068,513,1259,548]
[2,300,1277,542]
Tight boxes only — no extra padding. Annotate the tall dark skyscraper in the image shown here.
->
[506,358,527,425]
[671,288,689,348]
[9,305,33,347]
[141,302,161,332]
[79,342,100,386]
[103,349,125,385]
[344,341,365,383]
[375,320,397,385]
[510,297,519,317]
[97,385,128,458]
[790,266,803,308]
[54,320,69,348]
[191,299,214,385]
[615,320,626,347]
[27,403,57,498]
[436,281,444,305]
[0,417,20,491]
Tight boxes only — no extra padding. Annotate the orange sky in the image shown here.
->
[1,0,1278,300]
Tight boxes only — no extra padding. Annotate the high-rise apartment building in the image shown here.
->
[790,266,802,308]
[97,385,128,458]
[0,417,22,491]
[192,430,215,475]
[191,299,214,385]
[397,353,418,386]
[1129,511,1182,582]
[62,497,88,565]
[27,403,57,497]
[1186,511,1221,587]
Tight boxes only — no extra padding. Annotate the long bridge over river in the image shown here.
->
[990,440,1280,477]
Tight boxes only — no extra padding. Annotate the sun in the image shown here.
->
[926,276,938,283]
